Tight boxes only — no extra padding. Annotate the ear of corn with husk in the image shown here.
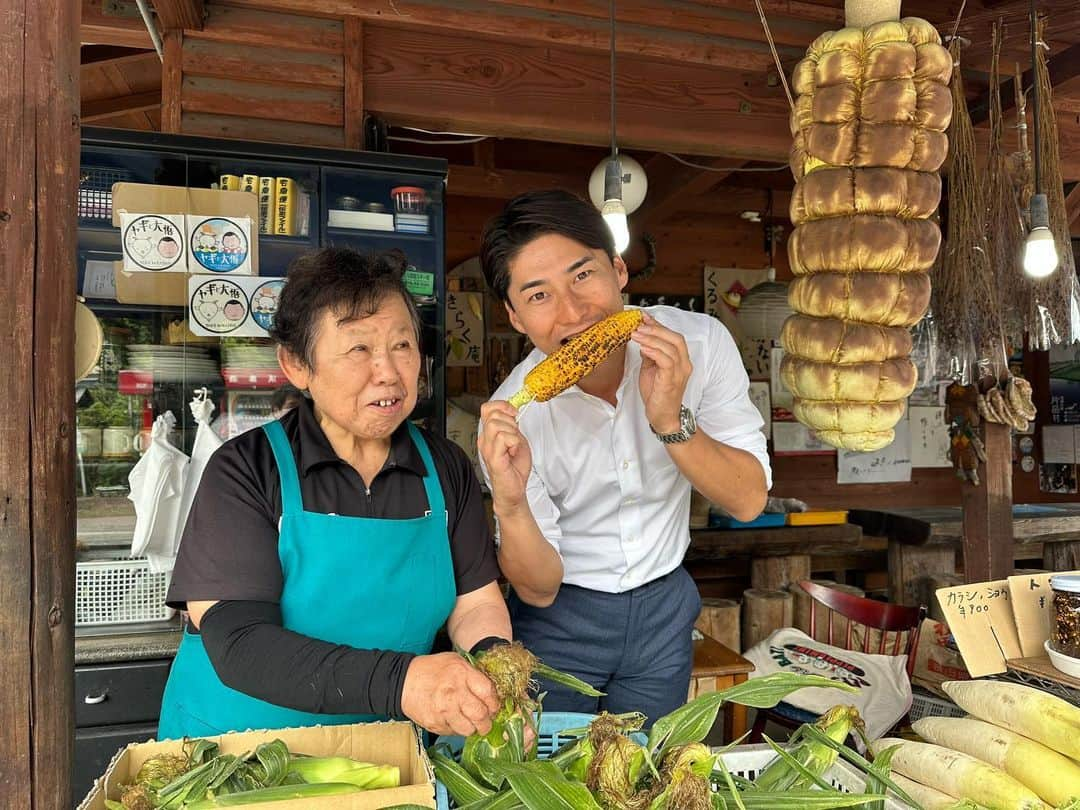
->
[507,310,643,408]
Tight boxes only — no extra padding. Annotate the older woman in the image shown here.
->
[158,247,510,739]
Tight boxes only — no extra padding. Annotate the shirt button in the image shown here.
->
[622,460,630,470]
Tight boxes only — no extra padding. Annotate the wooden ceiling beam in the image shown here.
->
[970,42,1080,125]
[81,90,161,122]
[80,50,157,72]
[364,27,792,162]
[81,0,153,48]
[151,0,206,31]
[1066,182,1080,233]
[219,0,806,72]
[632,156,748,231]
[448,164,586,199]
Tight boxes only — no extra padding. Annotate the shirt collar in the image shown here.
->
[294,397,428,478]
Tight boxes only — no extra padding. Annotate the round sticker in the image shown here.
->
[249,280,284,332]
[190,278,249,334]
[123,215,184,270]
[1018,436,1035,454]
[189,217,249,273]
[1021,455,1036,473]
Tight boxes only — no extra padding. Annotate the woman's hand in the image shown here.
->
[478,401,533,516]
[400,652,502,736]
[633,312,693,434]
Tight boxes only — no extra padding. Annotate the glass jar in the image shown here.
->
[1050,574,1080,659]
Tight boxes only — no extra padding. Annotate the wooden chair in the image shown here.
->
[748,580,927,742]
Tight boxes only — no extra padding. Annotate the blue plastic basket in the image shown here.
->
[433,711,612,809]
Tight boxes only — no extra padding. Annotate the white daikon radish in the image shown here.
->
[888,771,962,809]
[870,737,1050,810]
[942,680,1080,761]
[913,716,1080,806]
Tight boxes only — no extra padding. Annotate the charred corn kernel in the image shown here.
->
[508,310,644,408]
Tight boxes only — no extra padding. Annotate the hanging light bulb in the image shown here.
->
[1023,193,1058,277]
[592,0,632,254]
[1023,0,1058,279]
[601,156,630,253]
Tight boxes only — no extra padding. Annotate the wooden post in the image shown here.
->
[695,597,741,653]
[1,0,79,807]
[162,30,183,133]
[741,588,793,651]
[960,423,1014,582]
[343,18,364,150]
[751,554,811,591]
[887,538,956,606]
[1044,540,1080,571]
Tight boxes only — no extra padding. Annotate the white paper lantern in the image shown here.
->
[736,277,792,342]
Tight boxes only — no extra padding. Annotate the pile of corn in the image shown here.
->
[431,644,936,809]
[104,738,399,809]
[873,680,1080,809]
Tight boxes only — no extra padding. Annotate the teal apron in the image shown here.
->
[157,420,457,739]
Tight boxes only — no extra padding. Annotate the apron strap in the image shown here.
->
[263,420,304,517]
[406,422,445,519]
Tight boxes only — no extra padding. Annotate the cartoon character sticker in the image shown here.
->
[188,217,251,273]
[249,280,284,332]
[190,278,248,334]
[121,214,185,271]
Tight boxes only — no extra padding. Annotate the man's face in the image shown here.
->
[503,233,628,357]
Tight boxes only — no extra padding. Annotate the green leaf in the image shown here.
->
[496,762,604,810]
[712,754,748,810]
[428,745,494,805]
[647,674,854,760]
[802,727,920,810]
[759,735,834,792]
[531,662,605,697]
[460,790,528,809]
[251,739,290,788]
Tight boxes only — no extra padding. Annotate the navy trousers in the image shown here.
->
[508,565,701,725]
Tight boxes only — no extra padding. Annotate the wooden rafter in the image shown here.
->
[632,156,748,231]
[448,164,585,198]
[220,0,807,73]
[81,0,153,48]
[82,90,161,121]
[1066,182,1080,232]
[151,0,205,31]
[969,42,1080,125]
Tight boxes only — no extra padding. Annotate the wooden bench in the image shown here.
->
[688,633,755,743]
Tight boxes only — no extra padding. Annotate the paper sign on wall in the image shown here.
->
[772,421,834,455]
[936,580,1023,677]
[837,418,912,484]
[749,381,770,431]
[910,406,951,468]
[1042,425,1077,464]
[1008,569,1080,658]
[446,291,484,367]
[188,274,284,337]
[770,346,794,410]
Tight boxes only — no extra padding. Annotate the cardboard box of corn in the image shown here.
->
[77,721,438,809]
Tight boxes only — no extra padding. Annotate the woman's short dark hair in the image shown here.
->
[269,246,421,368]
[480,189,614,304]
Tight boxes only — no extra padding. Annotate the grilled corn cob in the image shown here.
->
[507,309,643,408]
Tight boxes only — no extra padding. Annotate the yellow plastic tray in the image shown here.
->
[786,510,848,526]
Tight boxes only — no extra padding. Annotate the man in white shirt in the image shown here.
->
[478,190,771,721]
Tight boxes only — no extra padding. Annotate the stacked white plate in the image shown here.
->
[125,344,220,382]
[222,343,281,371]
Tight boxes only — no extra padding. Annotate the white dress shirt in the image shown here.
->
[484,305,771,593]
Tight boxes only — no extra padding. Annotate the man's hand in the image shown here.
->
[478,401,533,515]
[400,652,501,736]
[633,312,693,434]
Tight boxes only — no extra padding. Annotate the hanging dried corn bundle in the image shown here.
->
[780,16,953,451]
[986,21,1031,349]
[1030,15,1078,347]
[932,38,1006,381]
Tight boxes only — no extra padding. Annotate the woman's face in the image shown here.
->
[283,294,420,442]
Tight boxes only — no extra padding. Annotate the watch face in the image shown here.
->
[681,406,697,434]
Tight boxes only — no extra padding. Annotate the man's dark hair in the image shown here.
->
[480,189,614,305]
[269,246,421,369]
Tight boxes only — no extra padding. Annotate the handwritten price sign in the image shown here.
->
[936,579,1023,677]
